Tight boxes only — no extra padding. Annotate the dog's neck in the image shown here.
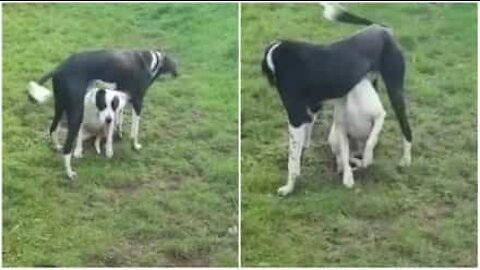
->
[141,50,163,78]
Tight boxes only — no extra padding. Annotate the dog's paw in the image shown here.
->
[303,140,311,150]
[362,151,373,168]
[350,164,359,172]
[54,145,63,153]
[343,170,354,188]
[334,157,342,174]
[398,155,411,167]
[349,157,362,168]
[106,148,114,159]
[95,138,102,154]
[66,170,77,179]
[132,142,142,151]
[277,184,294,196]
[336,163,343,174]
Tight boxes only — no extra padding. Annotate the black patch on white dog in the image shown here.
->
[95,89,107,111]
[111,96,120,111]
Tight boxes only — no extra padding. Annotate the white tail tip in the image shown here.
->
[320,2,346,22]
[27,81,52,104]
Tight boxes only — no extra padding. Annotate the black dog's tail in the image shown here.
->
[26,69,56,104]
[321,3,384,27]
[37,69,55,85]
[261,41,280,87]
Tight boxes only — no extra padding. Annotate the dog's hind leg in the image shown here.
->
[333,98,354,188]
[362,111,385,168]
[303,112,317,149]
[63,107,83,179]
[382,76,412,167]
[73,124,84,159]
[380,35,412,166]
[399,138,412,167]
[304,104,322,149]
[50,101,64,152]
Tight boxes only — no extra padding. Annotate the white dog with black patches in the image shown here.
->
[328,78,387,187]
[54,81,129,178]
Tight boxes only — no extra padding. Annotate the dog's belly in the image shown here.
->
[344,79,380,142]
[346,118,371,141]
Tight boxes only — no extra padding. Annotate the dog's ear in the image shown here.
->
[95,89,107,110]
[112,92,129,111]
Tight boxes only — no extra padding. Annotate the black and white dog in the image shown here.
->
[262,4,412,195]
[74,80,129,157]
[27,49,177,178]
[36,79,129,178]
[72,81,129,178]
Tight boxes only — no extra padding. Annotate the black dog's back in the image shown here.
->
[261,9,411,142]
[54,50,144,88]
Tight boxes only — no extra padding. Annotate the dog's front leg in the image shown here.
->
[278,123,306,196]
[328,123,343,173]
[95,136,102,154]
[63,108,83,179]
[338,126,354,188]
[130,108,142,151]
[106,122,115,158]
[362,111,385,167]
[333,99,354,188]
[73,124,84,158]
[303,113,317,149]
[51,127,63,152]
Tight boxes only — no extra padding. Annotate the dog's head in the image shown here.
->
[86,80,129,125]
[153,49,178,78]
[159,53,178,78]
[94,88,129,125]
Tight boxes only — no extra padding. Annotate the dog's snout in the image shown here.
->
[105,117,112,124]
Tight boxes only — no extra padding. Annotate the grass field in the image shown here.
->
[3,3,238,267]
[241,3,477,267]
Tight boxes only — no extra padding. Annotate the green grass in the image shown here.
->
[241,3,476,267]
[3,3,238,267]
